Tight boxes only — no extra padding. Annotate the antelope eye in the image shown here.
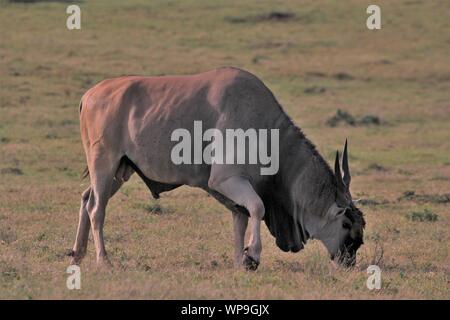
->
[343,221,352,230]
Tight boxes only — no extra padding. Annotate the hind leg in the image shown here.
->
[70,187,91,265]
[89,171,117,267]
[70,178,124,265]
[82,150,130,268]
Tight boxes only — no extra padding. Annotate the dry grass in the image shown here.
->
[0,0,449,299]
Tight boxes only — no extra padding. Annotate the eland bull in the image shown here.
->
[69,67,365,270]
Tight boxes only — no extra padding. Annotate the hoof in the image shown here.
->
[96,257,113,271]
[242,247,260,271]
[68,250,84,265]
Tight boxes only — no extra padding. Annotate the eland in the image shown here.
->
[69,67,365,270]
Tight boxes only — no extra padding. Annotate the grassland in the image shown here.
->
[0,0,449,299]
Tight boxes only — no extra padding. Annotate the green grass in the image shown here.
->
[406,209,439,222]
[0,0,449,299]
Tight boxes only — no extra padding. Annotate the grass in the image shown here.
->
[0,0,449,299]
[406,209,439,222]
[140,201,172,215]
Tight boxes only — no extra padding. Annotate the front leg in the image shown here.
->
[232,212,248,267]
[209,176,265,271]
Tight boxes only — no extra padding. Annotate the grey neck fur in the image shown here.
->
[277,116,338,239]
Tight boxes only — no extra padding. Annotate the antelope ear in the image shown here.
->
[342,139,351,188]
[326,202,345,219]
[334,150,346,191]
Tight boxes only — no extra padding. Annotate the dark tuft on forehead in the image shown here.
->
[345,204,366,229]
